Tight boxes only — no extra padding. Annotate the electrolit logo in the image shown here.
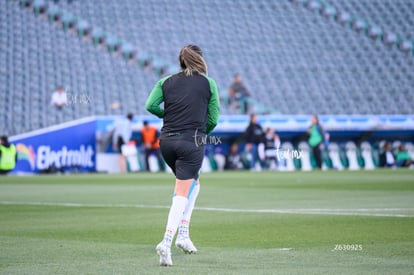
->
[36,145,94,170]
[16,143,36,169]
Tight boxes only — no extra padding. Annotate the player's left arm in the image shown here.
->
[206,77,220,135]
[145,76,170,118]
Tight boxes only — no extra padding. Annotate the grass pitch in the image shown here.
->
[0,170,413,274]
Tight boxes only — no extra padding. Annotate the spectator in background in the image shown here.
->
[244,113,265,170]
[225,143,244,170]
[396,144,413,167]
[263,128,280,170]
[228,73,250,114]
[379,142,396,167]
[141,120,164,172]
[0,136,17,175]
[51,86,67,110]
[50,86,68,125]
[112,113,134,173]
[307,115,324,169]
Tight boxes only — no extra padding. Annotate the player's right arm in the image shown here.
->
[206,77,220,135]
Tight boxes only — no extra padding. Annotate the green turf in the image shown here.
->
[0,170,413,274]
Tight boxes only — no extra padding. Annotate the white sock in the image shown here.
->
[178,182,200,239]
[162,195,188,248]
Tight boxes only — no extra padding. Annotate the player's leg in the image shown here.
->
[156,138,204,265]
[313,145,322,169]
[249,143,259,170]
[144,148,151,171]
[173,142,204,254]
[176,177,200,254]
[157,178,198,264]
[157,178,192,266]
[117,137,126,173]
[156,139,178,266]
[161,178,194,246]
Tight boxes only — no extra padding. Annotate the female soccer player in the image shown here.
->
[145,45,220,266]
[308,115,324,169]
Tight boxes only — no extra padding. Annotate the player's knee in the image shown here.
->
[174,178,196,197]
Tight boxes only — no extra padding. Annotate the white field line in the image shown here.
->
[1,201,414,218]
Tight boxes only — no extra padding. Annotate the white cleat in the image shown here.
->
[175,237,198,254]
[156,242,173,266]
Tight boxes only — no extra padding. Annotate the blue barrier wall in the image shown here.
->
[10,117,97,174]
[99,114,414,149]
[9,115,414,173]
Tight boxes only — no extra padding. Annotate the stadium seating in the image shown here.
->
[328,143,344,170]
[326,0,414,41]
[298,141,312,171]
[1,0,161,135]
[360,141,376,170]
[345,141,360,170]
[406,142,414,160]
[1,0,413,135]
[280,142,296,171]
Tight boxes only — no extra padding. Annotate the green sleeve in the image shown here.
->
[145,76,170,118]
[206,77,220,134]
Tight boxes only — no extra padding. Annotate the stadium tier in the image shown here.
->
[1,0,160,135]
[326,0,414,40]
[1,0,414,135]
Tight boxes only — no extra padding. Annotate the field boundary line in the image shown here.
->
[1,201,413,218]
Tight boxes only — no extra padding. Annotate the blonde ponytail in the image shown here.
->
[179,45,208,76]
